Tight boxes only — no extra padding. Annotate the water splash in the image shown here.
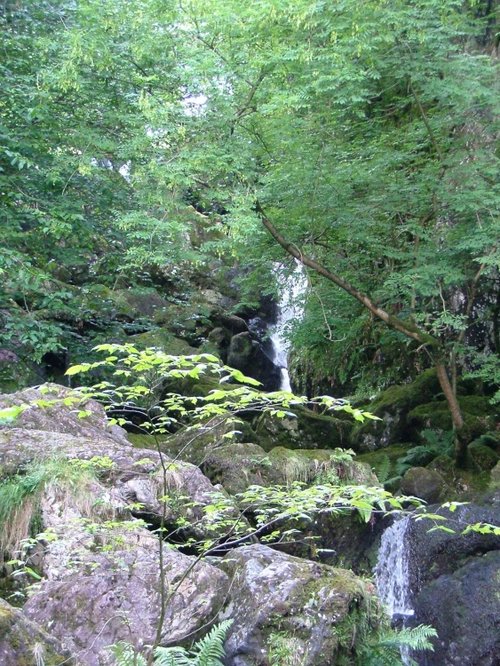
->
[269,262,307,391]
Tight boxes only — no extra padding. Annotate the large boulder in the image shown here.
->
[0,598,73,665]
[200,442,377,495]
[400,466,445,503]
[0,384,128,444]
[352,369,441,451]
[216,544,371,666]
[377,502,500,665]
[414,550,500,666]
[254,408,352,452]
[24,522,229,664]
[0,426,241,546]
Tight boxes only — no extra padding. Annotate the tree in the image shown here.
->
[157,0,498,462]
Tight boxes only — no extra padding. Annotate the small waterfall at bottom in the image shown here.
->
[375,515,414,665]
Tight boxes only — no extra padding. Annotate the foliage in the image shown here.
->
[396,429,455,475]
[356,624,438,666]
[111,620,232,666]
[1,0,497,400]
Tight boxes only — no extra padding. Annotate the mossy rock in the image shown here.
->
[467,442,499,472]
[351,370,440,450]
[427,455,491,500]
[400,466,445,503]
[367,369,441,414]
[254,407,353,452]
[0,599,72,665]
[129,328,197,355]
[112,287,170,319]
[408,395,496,440]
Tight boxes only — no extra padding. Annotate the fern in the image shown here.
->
[396,429,454,475]
[357,624,437,666]
[153,647,191,666]
[189,620,233,666]
[376,624,437,652]
[373,454,391,483]
[112,621,232,666]
[110,642,147,666]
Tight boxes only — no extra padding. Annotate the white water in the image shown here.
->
[375,516,414,665]
[269,261,308,391]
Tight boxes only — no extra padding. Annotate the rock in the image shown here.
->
[401,466,444,503]
[112,287,170,320]
[254,407,352,452]
[352,369,441,450]
[490,460,500,490]
[216,314,249,334]
[227,332,281,391]
[0,428,156,480]
[408,395,496,441]
[0,598,73,665]
[216,544,370,666]
[24,522,229,664]
[0,427,241,545]
[467,441,499,471]
[377,502,500,665]
[129,328,197,355]
[200,442,377,495]
[405,502,500,591]
[413,550,500,666]
[0,384,128,445]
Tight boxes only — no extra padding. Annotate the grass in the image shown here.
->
[0,458,99,557]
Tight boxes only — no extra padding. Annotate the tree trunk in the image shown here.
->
[434,362,468,464]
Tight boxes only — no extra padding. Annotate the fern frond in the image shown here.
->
[154,646,192,666]
[191,620,233,666]
[110,642,147,666]
[377,625,437,652]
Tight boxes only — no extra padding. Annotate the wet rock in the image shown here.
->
[401,467,444,503]
[406,502,500,592]
[215,314,249,334]
[0,598,73,665]
[414,550,500,666]
[227,332,281,391]
[217,544,369,666]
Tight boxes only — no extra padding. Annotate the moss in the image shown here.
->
[129,328,196,355]
[408,395,496,439]
[255,407,352,452]
[467,442,499,472]
[367,369,440,415]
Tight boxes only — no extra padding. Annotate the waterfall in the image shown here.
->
[269,261,307,391]
[375,515,414,665]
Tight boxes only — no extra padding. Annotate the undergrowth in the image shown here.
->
[0,457,98,557]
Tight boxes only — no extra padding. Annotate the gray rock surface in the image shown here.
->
[217,544,368,666]
[0,383,128,444]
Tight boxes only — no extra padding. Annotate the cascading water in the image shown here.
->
[375,515,414,665]
[269,261,308,391]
